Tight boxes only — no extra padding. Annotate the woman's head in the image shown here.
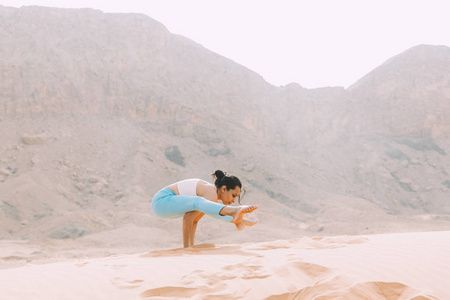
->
[211,170,245,205]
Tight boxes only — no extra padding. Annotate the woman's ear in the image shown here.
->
[221,186,227,193]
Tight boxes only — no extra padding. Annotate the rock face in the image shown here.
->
[0,6,449,247]
[349,44,450,138]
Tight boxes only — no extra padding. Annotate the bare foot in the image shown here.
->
[230,205,258,224]
[235,218,258,231]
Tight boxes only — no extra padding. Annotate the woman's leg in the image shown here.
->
[152,188,232,222]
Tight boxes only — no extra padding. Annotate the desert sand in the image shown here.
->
[0,231,448,299]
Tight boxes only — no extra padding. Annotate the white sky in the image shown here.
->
[1,0,449,88]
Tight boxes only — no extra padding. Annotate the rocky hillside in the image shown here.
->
[0,6,449,249]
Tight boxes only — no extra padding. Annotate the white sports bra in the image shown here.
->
[177,178,200,196]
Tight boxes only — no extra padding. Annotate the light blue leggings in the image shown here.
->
[151,188,233,222]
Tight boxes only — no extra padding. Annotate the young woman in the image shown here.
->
[151,170,258,248]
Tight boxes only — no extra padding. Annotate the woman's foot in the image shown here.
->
[235,218,258,231]
[219,205,258,224]
[230,205,258,224]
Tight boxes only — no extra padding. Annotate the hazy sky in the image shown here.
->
[1,0,449,88]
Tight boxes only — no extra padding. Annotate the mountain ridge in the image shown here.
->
[0,6,449,249]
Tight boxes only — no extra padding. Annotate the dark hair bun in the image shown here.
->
[214,170,226,180]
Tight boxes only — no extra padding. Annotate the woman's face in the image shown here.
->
[218,186,241,205]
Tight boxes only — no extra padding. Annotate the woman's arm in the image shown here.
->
[182,211,205,248]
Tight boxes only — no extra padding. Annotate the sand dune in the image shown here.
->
[0,231,448,299]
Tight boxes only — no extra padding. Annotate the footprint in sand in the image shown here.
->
[273,261,338,286]
[175,262,271,299]
[223,263,271,280]
[181,268,236,287]
[181,260,270,286]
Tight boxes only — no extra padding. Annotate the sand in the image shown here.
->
[0,231,448,299]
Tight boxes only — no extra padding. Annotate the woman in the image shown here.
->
[151,170,258,248]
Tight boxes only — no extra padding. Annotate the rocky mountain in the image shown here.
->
[0,5,449,250]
